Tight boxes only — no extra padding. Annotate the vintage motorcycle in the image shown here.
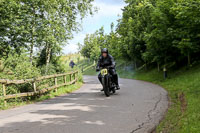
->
[99,67,117,97]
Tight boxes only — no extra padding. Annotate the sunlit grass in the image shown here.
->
[83,67,98,75]
[132,65,200,133]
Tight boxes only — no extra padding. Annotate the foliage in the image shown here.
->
[0,0,95,109]
[80,0,200,69]
[0,0,95,73]
[0,53,41,79]
[79,25,122,61]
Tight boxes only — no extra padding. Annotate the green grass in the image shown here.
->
[117,69,135,79]
[60,53,94,73]
[0,82,82,110]
[84,60,200,133]
[36,82,82,101]
[83,67,98,75]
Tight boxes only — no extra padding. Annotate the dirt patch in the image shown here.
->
[178,92,187,113]
[150,92,188,133]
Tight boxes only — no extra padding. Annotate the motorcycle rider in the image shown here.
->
[96,48,120,91]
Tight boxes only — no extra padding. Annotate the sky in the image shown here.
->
[62,0,126,54]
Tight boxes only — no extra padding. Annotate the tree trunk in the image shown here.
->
[157,62,160,72]
[30,42,34,64]
[30,6,36,65]
[134,60,137,70]
[30,25,34,64]
[45,44,51,74]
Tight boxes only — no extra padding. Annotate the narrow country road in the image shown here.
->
[0,76,168,133]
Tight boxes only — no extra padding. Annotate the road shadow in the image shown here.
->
[0,90,121,133]
[0,76,124,133]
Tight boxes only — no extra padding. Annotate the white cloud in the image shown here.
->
[70,33,87,44]
[93,1,125,17]
[84,1,125,23]
[63,33,89,54]
[62,1,126,54]
[63,43,78,54]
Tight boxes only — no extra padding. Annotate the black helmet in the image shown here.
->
[101,48,108,53]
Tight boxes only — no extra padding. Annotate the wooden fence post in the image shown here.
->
[2,84,7,106]
[55,77,58,92]
[64,75,67,84]
[73,73,76,84]
[76,71,79,81]
[69,74,72,82]
[74,72,76,81]
[33,82,37,92]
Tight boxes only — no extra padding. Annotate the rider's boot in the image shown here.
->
[116,85,120,90]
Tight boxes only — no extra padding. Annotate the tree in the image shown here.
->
[170,0,200,66]
[79,0,200,70]
[0,0,95,74]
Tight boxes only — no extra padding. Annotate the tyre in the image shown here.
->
[102,77,110,97]
[104,86,110,97]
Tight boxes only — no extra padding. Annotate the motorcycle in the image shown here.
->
[99,67,116,97]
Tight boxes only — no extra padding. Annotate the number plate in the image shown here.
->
[101,69,108,75]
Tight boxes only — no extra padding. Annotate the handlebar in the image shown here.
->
[96,66,114,72]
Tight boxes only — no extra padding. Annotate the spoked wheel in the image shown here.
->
[102,78,110,97]
[104,86,110,97]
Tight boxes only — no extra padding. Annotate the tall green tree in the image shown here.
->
[79,0,200,70]
[0,0,95,74]
[170,0,200,66]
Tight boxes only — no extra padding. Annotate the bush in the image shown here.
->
[78,72,83,82]
[0,53,41,95]
[0,53,41,79]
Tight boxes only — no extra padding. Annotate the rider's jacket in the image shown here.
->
[96,54,116,69]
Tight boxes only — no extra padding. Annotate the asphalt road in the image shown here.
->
[0,76,168,133]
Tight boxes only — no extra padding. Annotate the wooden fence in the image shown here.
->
[0,71,78,105]
[78,61,96,73]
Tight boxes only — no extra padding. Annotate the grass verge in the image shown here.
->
[119,65,200,133]
[83,66,98,75]
[0,82,82,110]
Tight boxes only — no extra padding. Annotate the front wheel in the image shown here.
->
[102,76,110,97]
[104,86,110,97]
